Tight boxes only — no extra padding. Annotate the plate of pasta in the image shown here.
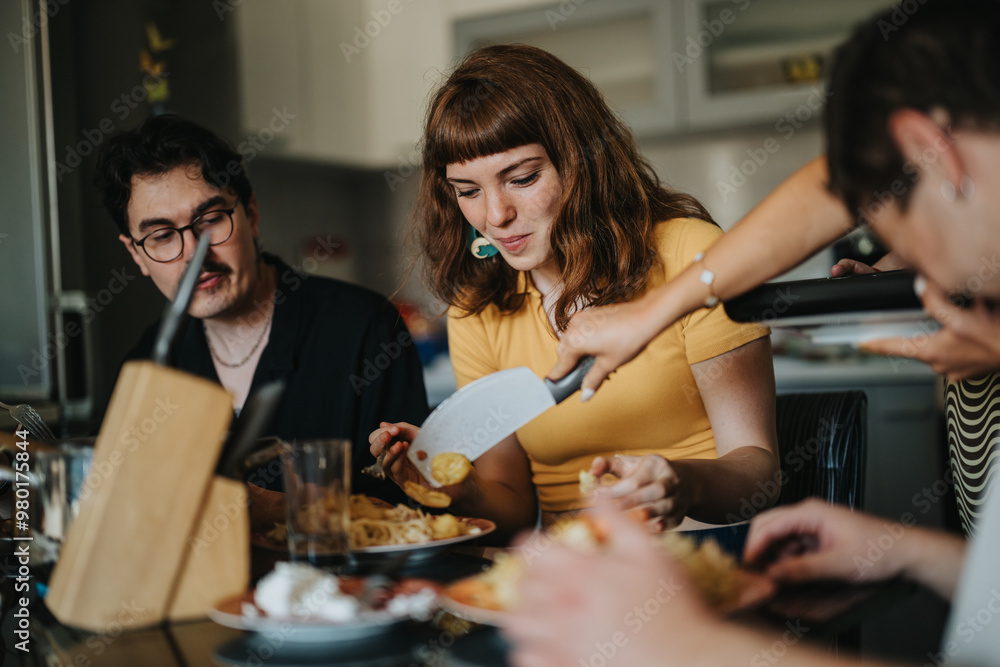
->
[252,494,495,560]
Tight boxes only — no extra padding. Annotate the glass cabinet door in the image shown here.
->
[682,0,893,130]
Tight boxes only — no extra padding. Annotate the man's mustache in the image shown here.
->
[200,260,232,276]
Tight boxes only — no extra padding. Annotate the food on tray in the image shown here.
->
[403,480,453,508]
[578,470,620,495]
[446,515,769,616]
[263,494,482,548]
[431,452,472,486]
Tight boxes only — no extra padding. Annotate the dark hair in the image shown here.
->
[826,0,1000,221]
[415,44,713,332]
[94,114,253,236]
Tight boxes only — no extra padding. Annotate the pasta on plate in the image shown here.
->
[263,494,485,549]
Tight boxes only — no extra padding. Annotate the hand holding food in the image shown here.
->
[578,469,619,495]
[398,453,473,508]
[368,422,475,508]
[591,454,690,530]
[368,421,421,480]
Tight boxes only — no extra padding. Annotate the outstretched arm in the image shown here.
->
[552,157,854,396]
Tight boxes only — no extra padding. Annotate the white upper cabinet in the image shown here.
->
[680,0,893,131]
[235,0,445,168]
[234,0,558,168]
[234,0,893,167]
[455,0,678,137]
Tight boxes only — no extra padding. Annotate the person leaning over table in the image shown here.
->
[508,3,1000,666]
[369,44,779,543]
[94,114,428,504]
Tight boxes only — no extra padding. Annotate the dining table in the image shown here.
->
[1,535,916,667]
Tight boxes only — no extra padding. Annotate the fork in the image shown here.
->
[0,400,57,442]
[361,452,387,480]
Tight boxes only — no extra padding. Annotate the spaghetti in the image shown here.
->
[265,495,481,549]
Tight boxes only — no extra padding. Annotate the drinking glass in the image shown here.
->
[281,439,351,571]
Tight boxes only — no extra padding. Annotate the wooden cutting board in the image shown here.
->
[46,360,233,631]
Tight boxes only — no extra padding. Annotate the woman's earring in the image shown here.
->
[468,226,498,259]
[941,179,957,204]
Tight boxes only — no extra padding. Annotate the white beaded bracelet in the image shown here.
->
[693,252,719,307]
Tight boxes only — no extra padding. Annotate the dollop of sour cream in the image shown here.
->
[254,562,359,622]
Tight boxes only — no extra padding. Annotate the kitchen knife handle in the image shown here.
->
[544,356,595,404]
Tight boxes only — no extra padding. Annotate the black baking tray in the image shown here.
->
[723,270,922,324]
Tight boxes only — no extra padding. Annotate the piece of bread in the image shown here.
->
[403,481,453,508]
[432,453,472,486]
[579,470,619,495]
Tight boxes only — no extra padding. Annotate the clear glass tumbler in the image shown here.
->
[281,439,351,572]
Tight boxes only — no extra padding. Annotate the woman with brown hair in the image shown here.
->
[370,44,778,542]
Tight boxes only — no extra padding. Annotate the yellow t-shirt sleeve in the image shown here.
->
[446,306,500,390]
[661,219,771,365]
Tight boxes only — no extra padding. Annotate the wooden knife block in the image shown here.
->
[46,360,248,630]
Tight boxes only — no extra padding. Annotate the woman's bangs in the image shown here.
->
[425,81,539,170]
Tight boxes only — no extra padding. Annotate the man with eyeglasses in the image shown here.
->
[94,114,428,504]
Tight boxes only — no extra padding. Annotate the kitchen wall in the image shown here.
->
[641,124,829,279]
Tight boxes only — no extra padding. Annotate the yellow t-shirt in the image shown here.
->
[447,218,770,512]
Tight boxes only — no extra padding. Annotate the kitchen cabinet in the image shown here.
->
[235,0,441,168]
[234,0,556,168]
[681,0,893,131]
[234,0,895,166]
[456,0,895,136]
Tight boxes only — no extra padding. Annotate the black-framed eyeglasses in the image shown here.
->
[131,198,239,263]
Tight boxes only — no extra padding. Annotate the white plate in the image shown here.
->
[210,592,407,644]
[252,517,496,562]
[437,591,510,627]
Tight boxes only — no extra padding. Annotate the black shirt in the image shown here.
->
[122,254,428,504]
